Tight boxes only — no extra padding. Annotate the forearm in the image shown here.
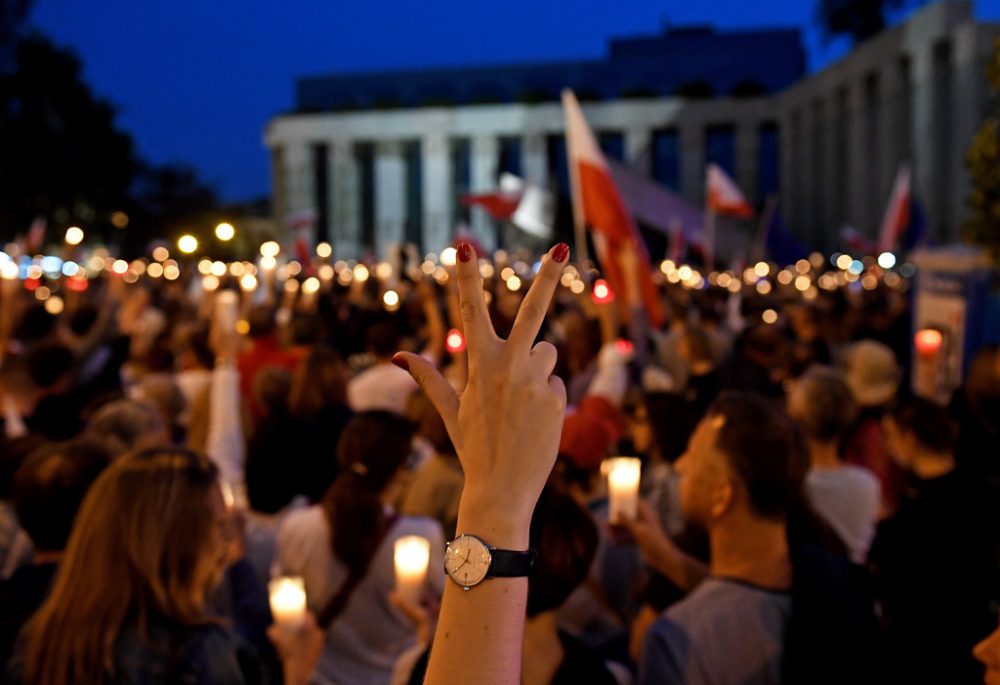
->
[647,537,708,593]
[424,499,531,685]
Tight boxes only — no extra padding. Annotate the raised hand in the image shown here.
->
[392,242,570,542]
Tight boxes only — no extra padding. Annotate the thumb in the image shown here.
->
[392,352,460,441]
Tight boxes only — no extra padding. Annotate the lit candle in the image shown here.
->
[914,328,943,358]
[605,457,641,523]
[394,535,430,602]
[592,279,615,304]
[269,576,307,629]
[215,291,239,335]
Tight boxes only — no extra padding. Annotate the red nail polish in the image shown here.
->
[552,243,570,263]
[391,354,409,371]
[457,242,473,263]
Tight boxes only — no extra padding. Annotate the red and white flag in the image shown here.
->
[877,165,911,254]
[706,164,753,218]
[562,89,663,326]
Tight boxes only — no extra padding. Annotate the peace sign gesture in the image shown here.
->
[392,242,570,544]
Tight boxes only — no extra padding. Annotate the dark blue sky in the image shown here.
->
[31,0,1000,201]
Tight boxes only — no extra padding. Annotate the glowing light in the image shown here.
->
[794,276,811,292]
[570,280,586,295]
[756,280,772,295]
[147,263,163,278]
[177,235,198,254]
[353,264,370,282]
[677,265,693,282]
[727,279,742,293]
[848,260,864,275]
[480,261,495,279]
[592,279,614,304]
[717,273,733,289]
[35,285,51,301]
[61,261,79,277]
[207,261,225,278]
[777,270,794,285]
[215,222,235,241]
[64,226,84,246]
[762,309,778,324]
[861,274,878,290]
[316,242,332,259]
[376,262,393,280]
[614,339,634,356]
[302,277,320,295]
[260,241,281,258]
[66,276,88,292]
[440,247,457,267]
[383,290,400,310]
[877,252,896,269]
[836,254,853,270]
[505,275,522,292]
[236,320,250,335]
[914,329,943,357]
[754,262,770,278]
[260,255,277,271]
[660,260,676,274]
[112,260,129,275]
[794,259,810,275]
[446,329,466,353]
[229,262,246,277]
[111,211,129,229]
[151,247,169,263]
[286,261,302,277]
[44,296,64,315]
[240,274,258,291]
[163,264,180,281]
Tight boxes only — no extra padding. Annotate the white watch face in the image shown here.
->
[445,534,492,588]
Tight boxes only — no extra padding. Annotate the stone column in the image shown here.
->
[470,135,500,250]
[422,134,453,252]
[521,133,547,187]
[879,62,905,220]
[909,44,938,241]
[680,121,705,205]
[624,127,653,173]
[282,141,315,227]
[949,24,986,241]
[374,141,406,258]
[847,82,869,237]
[329,139,360,259]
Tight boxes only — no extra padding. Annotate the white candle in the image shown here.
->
[215,291,239,335]
[394,535,430,602]
[269,576,307,629]
[605,457,641,523]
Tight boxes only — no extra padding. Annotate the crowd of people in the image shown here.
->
[0,239,997,684]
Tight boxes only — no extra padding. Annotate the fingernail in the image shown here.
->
[457,242,473,263]
[552,243,570,263]
[391,354,409,371]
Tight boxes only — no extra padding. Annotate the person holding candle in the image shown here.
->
[274,411,445,685]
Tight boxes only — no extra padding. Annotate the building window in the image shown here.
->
[499,137,522,177]
[405,140,423,248]
[598,131,625,162]
[312,143,329,245]
[652,128,681,191]
[757,123,779,200]
[705,125,736,181]
[452,138,471,224]
[355,142,375,252]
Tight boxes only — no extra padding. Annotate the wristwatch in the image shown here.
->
[444,534,536,590]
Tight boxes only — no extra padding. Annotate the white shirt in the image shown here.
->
[276,505,445,685]
[348,362,419,415]
[805,465,881,564]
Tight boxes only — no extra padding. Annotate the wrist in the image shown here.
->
[456,494,532,549]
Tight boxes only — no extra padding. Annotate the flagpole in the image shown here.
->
[749,195,778,264]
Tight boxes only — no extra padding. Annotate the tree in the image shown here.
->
[816,0,925,43]
[963,38,1000,263]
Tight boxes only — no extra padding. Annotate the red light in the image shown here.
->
[446,328,466,353]
[23,278,40,292]
[592,279,615,304]
[614,339,634,356]
[66,276,89,292]
[914,329,943,357]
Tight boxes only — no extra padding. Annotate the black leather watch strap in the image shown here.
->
[487,548,537,578]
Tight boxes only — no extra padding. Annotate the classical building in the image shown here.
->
[265,0,1000,258]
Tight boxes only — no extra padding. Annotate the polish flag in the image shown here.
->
[461,191,521,220]
[562,89,663,326]
[877,165,911,254]
[706,164,753,218]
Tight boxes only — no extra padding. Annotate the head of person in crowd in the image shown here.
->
[324,412,414,576]
[630,392,691,465]
[789,303,822,343]
[84,399,170,457]
[883,397,958,476]
[289,346,349,417]
[246,304,278,341]
[176,327,215,372]
[679,326,716,375]
[131,376,186,441]
[678,392,809,533]
[0,436,48,504]
[13,439,112,558]
[556,395,627,499]
[741,324,787,372]
[787,366,858,458]
[23,448,227,685]
[26,342,75,396]
[365,320,402,363]
[252,366,293,421]
[526,483,599,619]
[15,306,57,345]
[66,304,100,342]
[290,313,324,349]
[842,339,901,410]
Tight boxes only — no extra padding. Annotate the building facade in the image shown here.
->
[266,1,999,258]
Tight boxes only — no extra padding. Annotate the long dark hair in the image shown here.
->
[323,411,414,575]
